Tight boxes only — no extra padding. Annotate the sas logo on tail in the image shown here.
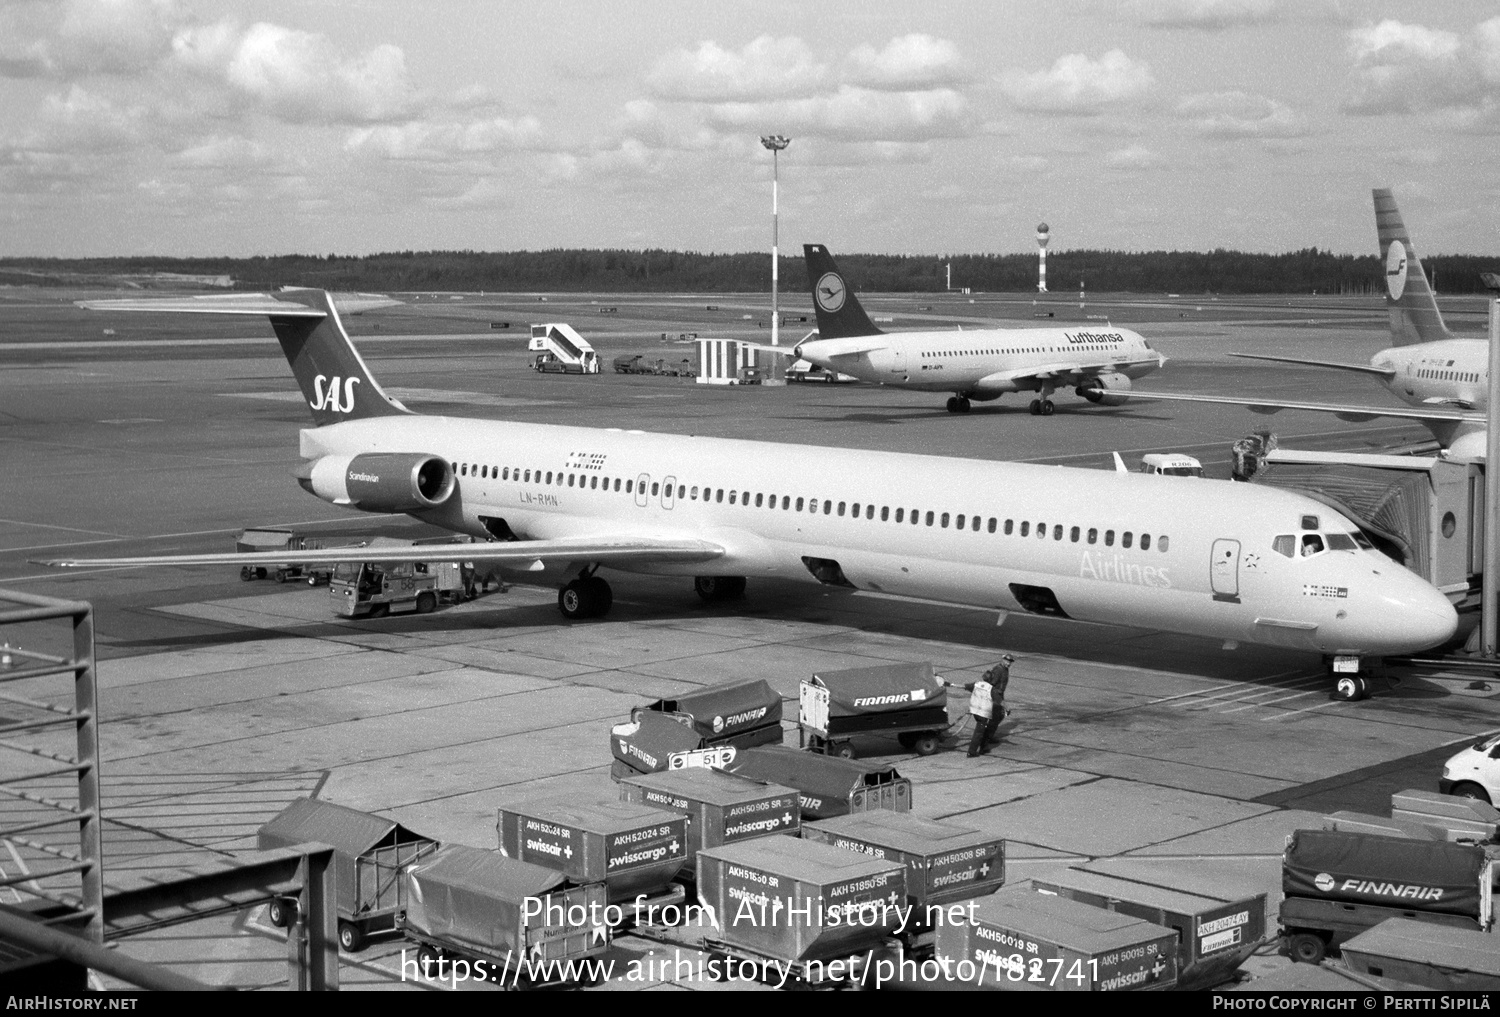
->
[311,375,359,413]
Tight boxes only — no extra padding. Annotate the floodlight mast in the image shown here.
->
[1482,273,1500,656]
[760,135,791,363]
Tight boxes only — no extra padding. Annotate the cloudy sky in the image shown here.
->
[2,0,1497,258]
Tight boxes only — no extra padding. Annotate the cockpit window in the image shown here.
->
[1273,535,1295,558]
[1350,531,1374,549]
[1300,515,1319,530]
[1300,534,1325,557]
[1324,533,1358,551]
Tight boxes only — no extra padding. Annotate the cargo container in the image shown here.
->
[802,811,1003,913]
[256,796,439,952]
[934,883,1179,991]
[1391,788,1500,843]
[1321,810,1444,841]
[728,746,911,819]
[618,768,799,881]
[401,845,610,988]
[610,678,784,779]
[497,796,688,909]
[696,835,907,984]
[1030,868,1265,989]
[1339,917,1500,991]
[1279,828,1496,964]
[798,662,949,758]
[1226,965,1424,992]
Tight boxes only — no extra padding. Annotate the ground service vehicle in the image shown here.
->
[798,662,949,758]
[1279,828,1495,963]
[786,358,857,384]
[1441,733,1500,805]
[528,323,599,374]
[235,527,356,584]
[329,559,466,618]
[1139,453,1204,478]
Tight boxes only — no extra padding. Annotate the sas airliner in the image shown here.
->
[47,287,1457,699]
[1134,189,1488,458]
[782,244,1165,415]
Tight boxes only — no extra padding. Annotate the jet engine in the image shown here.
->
[1077,372,1132,406]
[297,453,456,513]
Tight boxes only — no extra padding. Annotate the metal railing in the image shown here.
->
[0,590,102,942]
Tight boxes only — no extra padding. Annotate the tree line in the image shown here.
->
[1,246,1495,295]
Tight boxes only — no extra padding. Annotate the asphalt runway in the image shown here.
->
[1,286,1495,990]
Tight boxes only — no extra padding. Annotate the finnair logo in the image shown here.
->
[1385,240,1408,301]
[311,375,359,413]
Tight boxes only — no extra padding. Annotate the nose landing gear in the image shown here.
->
[1327,657,1373,701]
[558,568,613,620]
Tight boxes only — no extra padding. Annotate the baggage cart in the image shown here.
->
[798,662,949,758]
[802,810,1003,912]
[235,527,357,584]
[618,768,800,883]
[497,796,688,911]
[1279,828,1496,964]
[696,835,907,986]
[1391,788,1500,843]
[728,746,911,820]
[610,677,784,779]
[1030,868,1266,989]
[401,845,610,989]
[1321,810,1444,841]
[256,797,439,952]
[933,882,1178,991]
[1338,917,1500,991]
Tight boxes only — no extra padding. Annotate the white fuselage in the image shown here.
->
[794,326,1161,397]
[302,415,1457,658]
[1376,338,1489,411]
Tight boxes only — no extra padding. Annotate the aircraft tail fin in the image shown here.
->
[1373,188,1453,347]
[80,289,410,427]
[803,244,884,339]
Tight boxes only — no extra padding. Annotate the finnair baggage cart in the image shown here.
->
[610,678,783,780]
[799,662,949,757]
[497,797,688,911]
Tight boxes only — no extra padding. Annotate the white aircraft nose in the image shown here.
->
[1357,568,1458,655]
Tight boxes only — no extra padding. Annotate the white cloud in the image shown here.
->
[1122,0,1280,31]
[999,49,1154,113]
[1177,91,1308,137]
[171,21,418,124]
[0,0,184,78]
[345,116,545,161]
[1344,18,1500,124]
[646,36,826,102]
[170,134,273,169]
[707,86,971,143]
[1105,144,1163,169]
[844,34,970,91]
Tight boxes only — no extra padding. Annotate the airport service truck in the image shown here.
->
[529,323,600,374]
[1279,828,1495,964]
[329,557,468,618]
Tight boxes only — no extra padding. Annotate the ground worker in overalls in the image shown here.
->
[947,654,1014,757]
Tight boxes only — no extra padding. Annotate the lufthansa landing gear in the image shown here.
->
[945,396,971,414]
[558,570,613,620]
[1028,398,1055,416]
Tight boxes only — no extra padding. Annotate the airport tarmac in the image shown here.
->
[1,287,1496,990]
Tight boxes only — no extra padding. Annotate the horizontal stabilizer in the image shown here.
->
[1227,352,1395,379]
[76,291,401,316]
[1129,390,1485,424]
[38,535,725,571]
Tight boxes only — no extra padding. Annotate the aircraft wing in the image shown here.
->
[76,291,401,316]
[984,359,1135,384]
[1227,352,1396,379]
[38,536,725,572]
[1127,391,1486,424]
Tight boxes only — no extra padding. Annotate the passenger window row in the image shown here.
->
[452,461,1170,552]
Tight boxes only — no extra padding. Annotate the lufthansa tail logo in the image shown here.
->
[816,272,846,313]
[311,375,359,413]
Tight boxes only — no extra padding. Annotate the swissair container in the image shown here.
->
[497,797,688,906]
[400,845,609,986]
[934,883,1179,991]
[618,768,800,879]
[802,811,1004,910]
[696,835,907,965]
[1029,868,1265,989]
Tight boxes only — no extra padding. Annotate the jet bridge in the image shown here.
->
[1251,449,1481,603]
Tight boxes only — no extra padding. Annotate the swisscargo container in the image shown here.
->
[802,811,1003,912]
[497,797,688,907]
[728,746,911,819]
[1029,868,1265,989]
[934,883,1178,991]
[696,835,907,964]
[610,678,784,779]
[618,767,800,879]
[1338,917,1500,991]
[401,845,609,985]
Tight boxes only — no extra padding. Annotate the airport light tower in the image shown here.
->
[1036,222,1050,293]
[761,135,791,362]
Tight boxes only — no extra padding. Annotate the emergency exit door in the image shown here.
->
[1211,538,1241,602]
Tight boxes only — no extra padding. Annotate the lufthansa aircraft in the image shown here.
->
[46,286,1457,697]
[1133,189,1488,458]
[783,244,1165,415]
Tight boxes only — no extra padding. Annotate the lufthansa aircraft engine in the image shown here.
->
[297,453,456,513]
[1077,372,1132,406]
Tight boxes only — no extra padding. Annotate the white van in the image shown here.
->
[1140,453,1204,478]
[1441,733,1500,804]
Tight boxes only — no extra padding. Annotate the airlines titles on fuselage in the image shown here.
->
[1063,331,1124,345]
[1079,550,1171,589]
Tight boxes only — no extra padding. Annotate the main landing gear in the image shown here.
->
[695,576,746,602]
[945,396,971,414]
[1028,399,1055,415]
[557,568,613,620]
